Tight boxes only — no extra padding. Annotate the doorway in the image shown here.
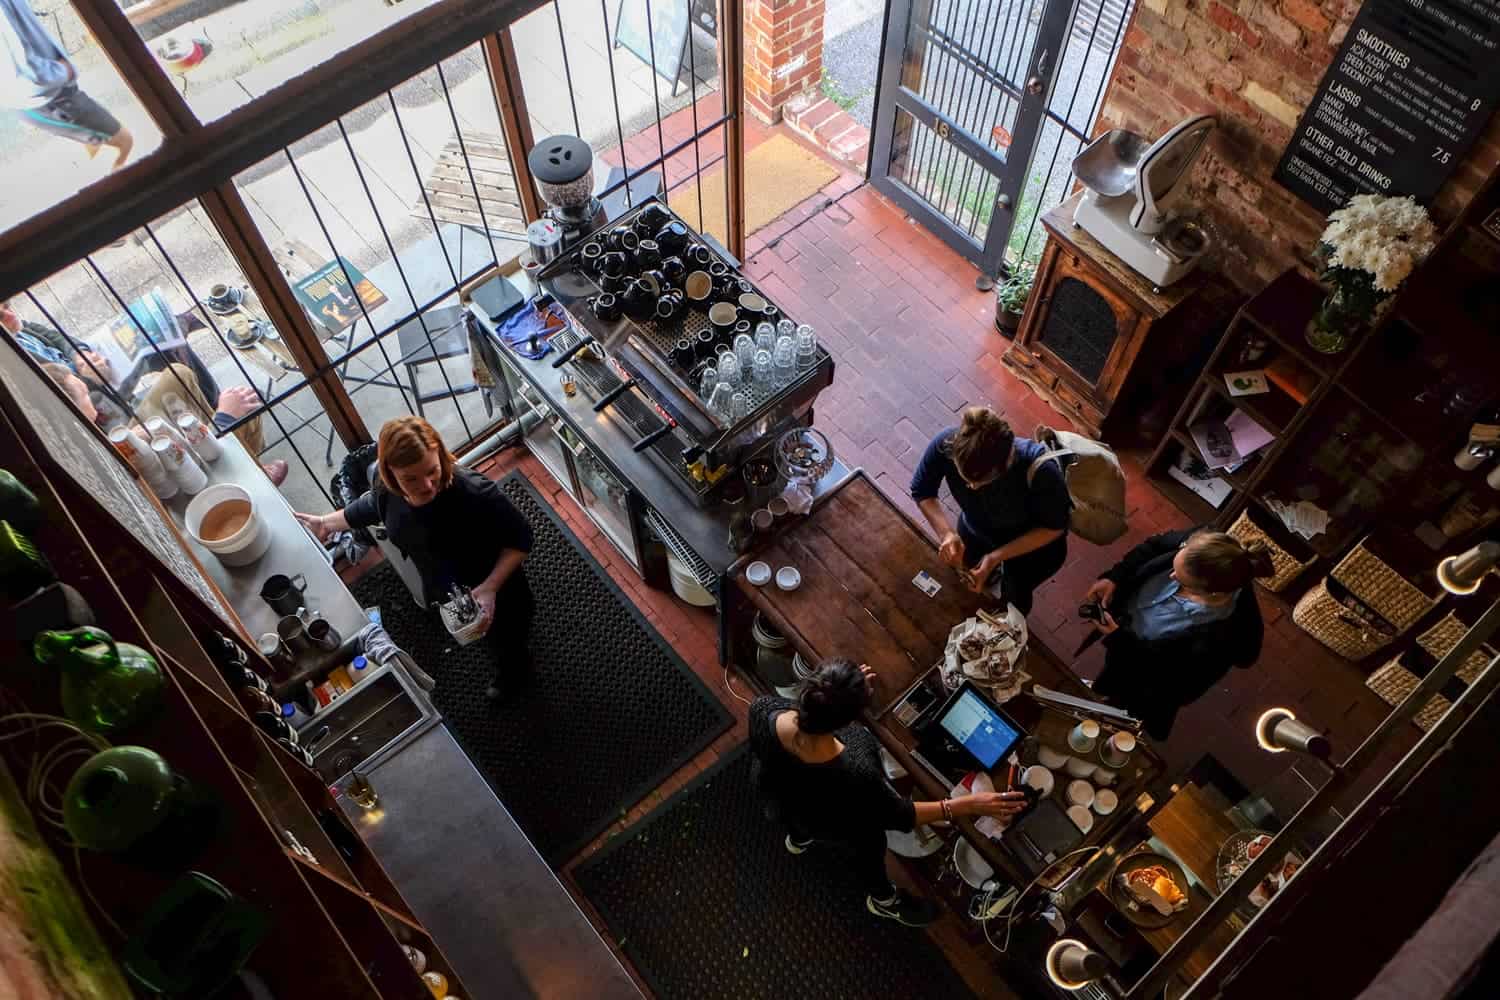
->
[869,0,1132,280]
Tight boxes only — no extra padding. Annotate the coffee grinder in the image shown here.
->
[527,135,607,251]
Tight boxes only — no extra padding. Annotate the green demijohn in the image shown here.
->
[63,746,177,853]
[34,626,165,735]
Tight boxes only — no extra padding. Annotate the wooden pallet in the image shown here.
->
[411,134,528,237]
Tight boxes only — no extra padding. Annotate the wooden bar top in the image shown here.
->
[730,471,1161,884]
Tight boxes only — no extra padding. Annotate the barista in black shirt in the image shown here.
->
[298,416,534,700]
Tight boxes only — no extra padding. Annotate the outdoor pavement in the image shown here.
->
[820,0,884,129]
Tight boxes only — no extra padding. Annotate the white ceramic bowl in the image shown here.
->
[954,837,996,889]
[1066,779,1095,809]
[184,483,269,567]
[1037,745,1069,770]
[745,561,772,586]
[775,566,802,591]
[1093,767,1118,787]
[1022,765,1055,796]
[1066,804,1095,833]
[1093,788,1119,815]
[1064,756,1097,779]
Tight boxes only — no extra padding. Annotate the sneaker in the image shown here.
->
[785,834,813,855]
[866,889,940,927]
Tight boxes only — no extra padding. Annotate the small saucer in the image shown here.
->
[746,561,772,586]
[775,566,802,591]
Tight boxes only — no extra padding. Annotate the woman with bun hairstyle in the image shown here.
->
[1085,529,1275,739]
[749,659,1026,927]
[910,405,1071,613]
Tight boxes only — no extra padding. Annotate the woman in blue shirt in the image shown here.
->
[1085,528,1273,739]
[910,406,1070,614]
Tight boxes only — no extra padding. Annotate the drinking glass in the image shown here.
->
[755,325,775,356]
[777,318,796,338]
[730,391,749,422]
[718,351,741,386]
[773,338,796,388]
[733,333,756,374]
[698,364,718,399]
[794,326,817,369]
[752,349,773,387]
[708,381,735,420]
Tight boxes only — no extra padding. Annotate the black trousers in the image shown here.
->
[961,529,1068,616]
[484,577,535,676]
[786,819,893,898]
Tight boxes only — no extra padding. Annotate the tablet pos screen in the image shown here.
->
[937,685,1023,770]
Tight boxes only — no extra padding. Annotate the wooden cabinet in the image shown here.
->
[1003,193,1235,444]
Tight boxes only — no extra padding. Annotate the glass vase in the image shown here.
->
[1305,287,1365,355]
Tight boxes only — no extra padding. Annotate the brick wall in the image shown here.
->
[1098,0,1500,291]
[743,0,826,124]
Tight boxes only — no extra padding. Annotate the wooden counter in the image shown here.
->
[728,471,1165,886]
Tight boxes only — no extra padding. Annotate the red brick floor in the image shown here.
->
[370,112,1414,996]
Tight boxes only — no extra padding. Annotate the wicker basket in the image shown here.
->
[1416,612,1495,686]
[1367,660,1452,731]
[1227,509,1314,593]
[1291,541,1436,660]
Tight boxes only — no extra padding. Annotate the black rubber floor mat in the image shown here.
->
[575,746,978,1000]
[351,471,731,865]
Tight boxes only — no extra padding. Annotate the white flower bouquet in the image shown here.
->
[1308,194,1437,354]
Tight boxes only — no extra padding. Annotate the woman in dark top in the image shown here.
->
[1085,528,1273,739]
[297,416,534,700]
[910,406,1070,614]
[750,659,1026,927]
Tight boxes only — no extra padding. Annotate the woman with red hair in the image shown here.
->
[297,416,535,700]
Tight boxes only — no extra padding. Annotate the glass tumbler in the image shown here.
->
[794,326,817,368]
[773,338,796,388]
[777,318,796,338]
[718,351,741,386]
[730,391,749,422]
[708,381,735,420]
[734,333,756,374]
[752,349,773,387]
[698,364,718,399]
[755,324,776,356]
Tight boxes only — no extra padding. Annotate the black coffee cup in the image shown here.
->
[655,293,686,323]
[655,221,690,256]
[600,250,629,277]
[695,328,718,359]
[634,203,671,236]
[621,278,658,321]
[708,301,738,338]
[660,256,687,287]
[639,269,667,298]
[591,292,622,322]
[732,319,753,340]
[635,239,662,270]
[760,303,782,327]
[708,260,729,279]
[261,573,307,616]
[688,244,713,267]
[580,241,604,272]
[672,338,698,369]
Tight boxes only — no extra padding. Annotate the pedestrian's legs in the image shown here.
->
[999,536,1069,615]
[849,827,896,901]
[484,578,535,700]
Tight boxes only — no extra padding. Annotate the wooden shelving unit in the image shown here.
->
[1148,166,1500,590]
[0,384,462,995]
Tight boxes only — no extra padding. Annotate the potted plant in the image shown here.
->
[994,260,1036,338]
[1306,194,1436,354]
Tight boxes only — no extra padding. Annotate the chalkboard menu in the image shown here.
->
[1275,0,1500,215]
[615,0,692,93]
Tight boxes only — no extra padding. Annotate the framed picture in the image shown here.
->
[1224,370,1269,396]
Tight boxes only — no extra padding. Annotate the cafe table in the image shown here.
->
[727,469,1168,888]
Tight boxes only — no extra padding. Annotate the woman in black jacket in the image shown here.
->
[1084,528,1273,740]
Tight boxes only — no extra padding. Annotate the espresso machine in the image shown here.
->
[527,135,608,251]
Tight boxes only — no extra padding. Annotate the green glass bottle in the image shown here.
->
[34,626,165,735]
[0,468,42,534]
[63,745,177,853]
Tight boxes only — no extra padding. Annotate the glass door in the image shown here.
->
[573,444,639,570]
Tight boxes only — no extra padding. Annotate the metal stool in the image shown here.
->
[395,306,488,419]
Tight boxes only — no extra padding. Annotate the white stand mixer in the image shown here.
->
[1072,115,1216,290]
